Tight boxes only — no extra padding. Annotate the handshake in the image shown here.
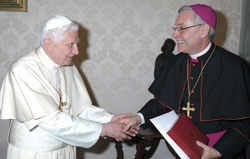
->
[100,113,142,141]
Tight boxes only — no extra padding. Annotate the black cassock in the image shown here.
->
[139,43,250,158]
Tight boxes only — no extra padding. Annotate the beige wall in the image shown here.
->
[0,0,242,158]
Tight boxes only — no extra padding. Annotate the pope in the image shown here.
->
[0,15,138,159]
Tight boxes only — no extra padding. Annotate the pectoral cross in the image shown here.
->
[182,102,195,118]
[58,88,67,112]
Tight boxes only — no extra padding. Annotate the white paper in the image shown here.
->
[150,110,190,159]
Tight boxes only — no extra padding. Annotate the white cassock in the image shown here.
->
[0,47,113,159]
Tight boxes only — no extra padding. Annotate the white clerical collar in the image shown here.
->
[190,42,212,59]
[38,47,61,69]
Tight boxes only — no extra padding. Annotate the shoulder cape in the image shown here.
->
[0,48,91,122]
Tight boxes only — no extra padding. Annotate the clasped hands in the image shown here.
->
[101,114,141,141]
[101,114,222,158]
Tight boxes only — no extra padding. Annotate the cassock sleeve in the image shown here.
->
[38,111,102,148]
[139,98,170,129]
[214,118,250,158]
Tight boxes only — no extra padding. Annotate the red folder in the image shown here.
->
[167,113,208,159]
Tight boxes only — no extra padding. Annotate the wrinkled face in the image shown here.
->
[172,10,203,54]
[47,29,79,65]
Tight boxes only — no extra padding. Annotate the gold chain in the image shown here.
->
[187,45,216,98]
[35,49,72,112]
[183,45,216,117]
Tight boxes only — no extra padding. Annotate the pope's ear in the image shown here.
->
[200,24,210,38]
[43,38,53,51]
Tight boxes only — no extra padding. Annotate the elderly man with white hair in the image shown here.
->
[0,15,137,159]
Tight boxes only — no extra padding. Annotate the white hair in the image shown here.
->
[40,15,79,47]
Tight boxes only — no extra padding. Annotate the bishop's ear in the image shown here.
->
[200,24,210,38]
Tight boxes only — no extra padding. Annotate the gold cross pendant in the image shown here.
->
[58,88,67,112]
[182,102,195,118]
[59,95,67,112]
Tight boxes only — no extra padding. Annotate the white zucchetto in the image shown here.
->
[43,15,73,31]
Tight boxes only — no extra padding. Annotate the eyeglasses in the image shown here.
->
[172,24,205,32]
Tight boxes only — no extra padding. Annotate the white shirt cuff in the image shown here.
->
[137,113,145,126]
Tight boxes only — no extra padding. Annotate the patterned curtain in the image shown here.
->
[239,0,250,62]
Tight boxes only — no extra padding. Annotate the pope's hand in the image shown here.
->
[101,121,128,141]
[196,140,222,159]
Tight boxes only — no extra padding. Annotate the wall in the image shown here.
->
[0,0,242,158]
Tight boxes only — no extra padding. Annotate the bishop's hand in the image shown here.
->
[111,113,133,121]
[196,140,222,159]
[120,115,141,132]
